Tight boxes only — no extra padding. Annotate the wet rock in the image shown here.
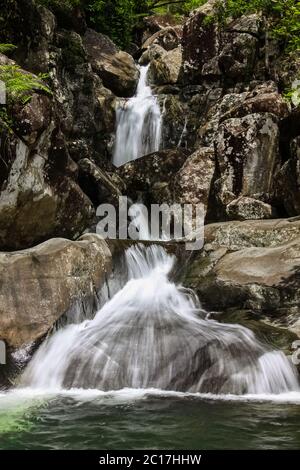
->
[184,218,300,336]
[83,28,139,97]
[0,234,112,348]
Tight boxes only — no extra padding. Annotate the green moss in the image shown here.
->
[216,309,298,354]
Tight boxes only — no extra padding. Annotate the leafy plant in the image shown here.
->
[216,0,300,52]
[0,44,17,55]
[0,65,51,105]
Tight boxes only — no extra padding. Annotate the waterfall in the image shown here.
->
[112,65,162,167]
[21,244,299,395]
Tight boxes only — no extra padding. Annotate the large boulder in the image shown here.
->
[184,218,300,337]
[181,0,261,84]
[116,149,189,201]
[214,113,280,215]
[173,147,215,216]
[148,46,182,85]
[0,234,112,349]
[83,28,139,97]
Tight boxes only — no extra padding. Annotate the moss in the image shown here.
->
[215,308,298,355]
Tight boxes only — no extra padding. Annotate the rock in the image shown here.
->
[173,147,215,215]
[116,149,189,201]
[226,197,276,221]
[0,71,94,250]
[181,0,220,83]
[148,46,182,85]
[198,82,286,147]
[12,94,52,146]
[214,113,280,214]
[275,149,300,216]
[183,218,300,336]
[83,28,139,97]
[142,25,183,51]
[0,234,112,349]
[78,158,123,206]
[181,1,261,84]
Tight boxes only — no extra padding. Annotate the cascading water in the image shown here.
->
[112,65,162,167]
[21,244,299,394]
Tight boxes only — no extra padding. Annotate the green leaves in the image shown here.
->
[0,65,52,105]
[217,0,300,52]
[0,44,17,55]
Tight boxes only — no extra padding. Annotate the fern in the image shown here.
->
[0,66,52,104]
[0,44,17,55]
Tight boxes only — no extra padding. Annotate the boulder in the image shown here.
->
[173,147,215,215]
[183,218,300,336]
[83,28,139,97]
[0,234,112,349]
[214,113,280,213]
[181,1,261,84]
[148,46,182,85]
[78,158,123,206]
[226,197,276,221]
[116,149,189,201]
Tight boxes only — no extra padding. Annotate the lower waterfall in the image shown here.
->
[21,244,299,395]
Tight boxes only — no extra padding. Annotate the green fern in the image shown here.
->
[0,65,52,104]
[0,44,17,55]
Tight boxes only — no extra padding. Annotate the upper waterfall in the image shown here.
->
[112,65,162,167]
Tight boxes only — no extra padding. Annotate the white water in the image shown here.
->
[112,65,162,167]
[21,244,299,395]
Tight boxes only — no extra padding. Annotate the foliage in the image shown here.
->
[0,66,51,105]
[0,44,17,55]
[216,0,300,51]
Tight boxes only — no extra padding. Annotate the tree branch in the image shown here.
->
[150,0,187,10]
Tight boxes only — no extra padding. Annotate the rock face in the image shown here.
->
[0,73,94,250]
[184,218,300,337]
[0,234,112,348]
[181,1,260,84]
[214,113,279,213]
[83,29,140,97]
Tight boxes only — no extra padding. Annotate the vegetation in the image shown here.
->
[37,0,206,48]
[216,0,300,52]
[36,1,300,51]
[0,44,17,55]
[0,65,51,105]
